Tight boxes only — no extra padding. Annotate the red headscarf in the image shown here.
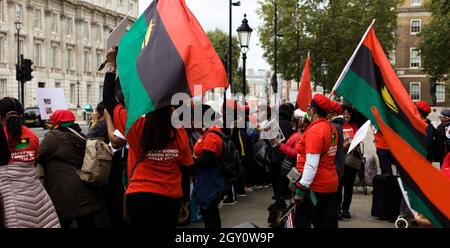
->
[50,110,75,127]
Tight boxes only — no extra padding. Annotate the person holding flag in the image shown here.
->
[294,94,339,228]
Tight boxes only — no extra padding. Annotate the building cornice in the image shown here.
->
[397,7,431,14]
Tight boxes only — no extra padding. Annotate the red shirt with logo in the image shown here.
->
[296,118,339,193]
[120,114,194,198]
[194,126,223,158]
[374,131,389,150]
[114,104,127,136]
[4,126,39,164]
[342,123,357,142]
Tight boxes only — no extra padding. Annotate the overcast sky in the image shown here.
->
[138,0,270,71]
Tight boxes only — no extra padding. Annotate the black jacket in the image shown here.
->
[332,116,345,178]
[0,127,10,165]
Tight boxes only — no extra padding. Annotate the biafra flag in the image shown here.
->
[117,0,228,132]
[333,20,450,227]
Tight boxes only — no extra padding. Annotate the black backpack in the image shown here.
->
[209,130,243,182]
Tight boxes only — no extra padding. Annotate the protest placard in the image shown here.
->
[36,88,67,120]
[106,16,129,51]
[260,119,285,147]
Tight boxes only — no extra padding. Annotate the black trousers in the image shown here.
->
[200,195,223,228]
[61,213,97,229]
[126,192,180,228]
[376,148,394,175]
[337,166,358,212]
[225,175,246,200]
[295,192,338,228]
[104,152,126,228]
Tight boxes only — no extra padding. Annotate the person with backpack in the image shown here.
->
[38,109,105,228]
[192,104,228,228]
[102,48,194,228]
[294,94,339,228]
[0,97,60,228]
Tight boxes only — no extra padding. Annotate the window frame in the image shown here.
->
[409,82,421,101]
[436,82,446,103]
[411,0,421,7]
[410,19,421,35]
[410,47,421,69]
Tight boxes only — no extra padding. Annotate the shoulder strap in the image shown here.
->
[67,127,87,142]
[209,130,224,139]
[127,155,144,188]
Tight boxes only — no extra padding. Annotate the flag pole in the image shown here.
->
[328,19,376,99]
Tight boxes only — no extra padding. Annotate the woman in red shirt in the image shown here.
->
[337,105,360,220]
[103,50,194,228]
[294,94,339,228]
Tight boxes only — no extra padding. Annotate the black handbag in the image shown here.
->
[345,150,362,170]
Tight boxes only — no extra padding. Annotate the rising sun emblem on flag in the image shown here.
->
[381,86,398,114]
[142,18,156,49]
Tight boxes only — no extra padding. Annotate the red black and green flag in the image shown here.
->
[332,20,450,227]
[117,0,228,132]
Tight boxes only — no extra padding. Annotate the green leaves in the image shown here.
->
[257,0,399,91]
[417,0,450,80]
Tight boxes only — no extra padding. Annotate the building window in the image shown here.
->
[0,36,4,62]
[70,83,76,104]
[67,48,74,70]
[84,22,90,40]
[411,19,421,34]
[96,25,102,42]
[66,18,74,36]
[119,0,124,8]
[38,82,45,88]
[84,50,90,72]
[15,4,23,21]
[52,45,59,68]
[35,42,42,66]
[55,82,61,88]
[34,9,41,30]
[0,79,6,98]
[410,82,421,101]
[410,48,421,68]
[436,83,446,103]
[97,52,102,68]
[0,0,4,22]
[86,83,92,104]
[411,0,421,7]
[99,85,103,101]
[51,14,57,33]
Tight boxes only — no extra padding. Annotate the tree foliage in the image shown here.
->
[257,0,400,91]
[418,0,450,80]
[207,29,249,94]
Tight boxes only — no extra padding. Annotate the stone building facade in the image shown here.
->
[0,0,138,109]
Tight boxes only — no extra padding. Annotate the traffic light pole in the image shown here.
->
[16,23,21,104]
[21,57,25,107]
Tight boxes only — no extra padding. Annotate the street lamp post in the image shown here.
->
[15,20,22,103]
[321,59,328,94]
[237,14,253,97]
[77,81,80,108]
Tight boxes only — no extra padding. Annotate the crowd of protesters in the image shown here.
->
[1,46,449,229]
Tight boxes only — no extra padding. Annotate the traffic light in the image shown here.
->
[16,63,23,81]
[23,59,33,81]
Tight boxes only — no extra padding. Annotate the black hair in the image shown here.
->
[310,100,328,118]
[0,97,24,148]
[341,104,354,115]
[418,109,429,118]
[115,89,125,106]
[96,101,106,117]
[140,106,175,155]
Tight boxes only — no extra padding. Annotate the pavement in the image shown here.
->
[185,187,393,228]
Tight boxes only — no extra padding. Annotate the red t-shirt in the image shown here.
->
[374,131,389,150]
[114,104,127,136]
[120,114,194,198]
[194,126,223,158]
[296,118,339,193]
[342,123,357,142]
[4,126,39,163]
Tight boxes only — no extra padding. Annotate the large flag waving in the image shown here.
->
[296,52,312,112]
[373,108,450,227]
[117,0,228,132]
[332,20,428,157]
[331,20,450,226]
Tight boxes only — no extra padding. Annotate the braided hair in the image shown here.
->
[0,97,24,149]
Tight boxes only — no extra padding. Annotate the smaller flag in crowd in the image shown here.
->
[296,52,312,112]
